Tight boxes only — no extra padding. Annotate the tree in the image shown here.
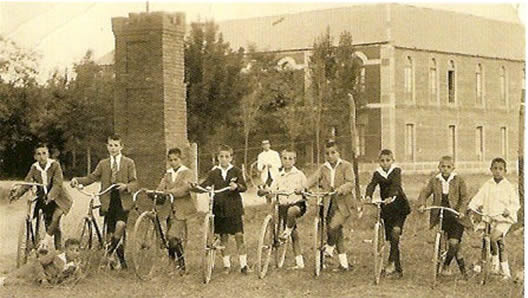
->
[184,21,245,154]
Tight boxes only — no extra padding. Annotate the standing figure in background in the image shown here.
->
[257,140,281,187]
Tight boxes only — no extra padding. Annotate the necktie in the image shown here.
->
[111,158,118,183]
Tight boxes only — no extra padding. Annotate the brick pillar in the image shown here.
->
[112,12,193,188]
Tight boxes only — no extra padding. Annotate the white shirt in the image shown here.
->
[111,154,122,171]
[257,149,281,182]
[269,166,307,204]
[34,159,54,186]
[436,172,457,195]
[167,165,188,183]
[468,178,520,224]
[214,164,233,180]
[375,164,398,180]
[323,159,343,188]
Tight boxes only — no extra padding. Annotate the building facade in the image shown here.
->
[217,3,525,173]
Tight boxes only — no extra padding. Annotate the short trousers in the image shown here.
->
[278,200,307,229]
[33,200,61,227]
[441,215,464,241]
[491,221,512,237]
[105,190,129,234]
[214,216,244,235]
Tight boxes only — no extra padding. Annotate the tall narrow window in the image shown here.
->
[501,127,508,159]
[405,124,415,161]
[476,64,483,106]
[429,58,438,103]
[404,56,414,102]
[448,125,456,160]
[448,60,456,104]
[356,124,366,156]
[476,126,484,161]
[500,66,507,105]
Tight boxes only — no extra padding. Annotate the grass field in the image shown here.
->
[0,173,524,298]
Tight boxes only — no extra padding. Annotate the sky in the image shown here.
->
[0,1,526,82]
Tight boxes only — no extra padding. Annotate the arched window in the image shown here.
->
[476,63,484,106]
[404,56,414,102]
[447,60,456,104]
[500,66,508,105]
[429,58,438,103]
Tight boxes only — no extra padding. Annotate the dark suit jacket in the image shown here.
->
[157,166,197,220]
[306,159,356,218]
[77,155,138,213]
[17,160,72,215]
[418,173,468,228]
[200,165,247,218]
[365,166,411,217]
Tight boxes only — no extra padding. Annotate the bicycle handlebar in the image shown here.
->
[194,185,231,194]
[301,191,337,198]
[132,189,174,203]
[364,196,397,207]
[76,184,118,197]
[423,206,460,217]
[9,182,48,203]
[468,208,505,220]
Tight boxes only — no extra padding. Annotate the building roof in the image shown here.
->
[217,3,525,61]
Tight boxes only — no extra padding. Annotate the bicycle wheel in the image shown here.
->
[132,211,161,280]
[275,220,289,269]
[202,214,216,284]
[16,218,30,268]
[480,236,492,285]
[33,211,46,249]
[373,221,386,285]
[77,218,94,269]
[432,232,442,287]
[314,217,324,277]
[257,215,274,278]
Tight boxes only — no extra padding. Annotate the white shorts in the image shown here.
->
[491,221,512,237]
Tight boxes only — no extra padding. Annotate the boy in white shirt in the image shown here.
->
[468,157,520,280]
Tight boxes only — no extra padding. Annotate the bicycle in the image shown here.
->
[469,208,506,285]
[193,184,231,284]
[422,206,460,287]
[74,184,117,271]
[9,182,48,268]
[363,196,397,285]
[256,190,295,279]
[301,190,337,277]
[130,189,179,280]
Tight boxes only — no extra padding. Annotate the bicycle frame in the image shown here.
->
[133,189,175,250]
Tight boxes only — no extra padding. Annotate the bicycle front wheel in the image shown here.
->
[202,214,216,284]
[257,215,274,278]
[132,211,162,280]
[314,217,324,277]
[373,222,385,285]
[432,232,442,287]
[16,218,30,268]
[480,236,492,285]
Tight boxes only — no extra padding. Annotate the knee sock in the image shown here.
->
[175,240,185,267]
[445,246,456,267]
[456,257,466,274]
[107,237,120,254]
[239,255,247,268]
[223,256,231,268]
[390,240,402,271]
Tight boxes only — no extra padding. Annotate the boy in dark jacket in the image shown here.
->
[365,149,411,278]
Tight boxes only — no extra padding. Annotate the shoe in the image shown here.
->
[440,266,453,276]
[107,255,118,270]
[323,245,335,258]
[223,266,231,275]
[385,262,395,274]
[241,265,253,274]
[389,271,403,279]
[287,265,305,271]
[332,265,349,272]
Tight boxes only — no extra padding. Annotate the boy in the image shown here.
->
[256,140,282,186]
[306,140,356,271]
[418,156,469,280]
[365,149,411,278]
[70,134,138,269]
[468,157,520,280]
[192,145,250,274]
[0,238,82,287]
[156,147,196,274]
[260,149,307,270]
[9,143,73,251]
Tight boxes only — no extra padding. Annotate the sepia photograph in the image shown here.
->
[0,2,525,297]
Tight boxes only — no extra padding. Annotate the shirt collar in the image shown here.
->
[376,164,397,179]
[111,154,122,166]
[279,166,300,176]
[436,172,457,183]
[167,165,188,175]
[34,159,53,173]
[324,158,342,170]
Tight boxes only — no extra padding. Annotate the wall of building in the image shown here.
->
[391,47,523,171]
